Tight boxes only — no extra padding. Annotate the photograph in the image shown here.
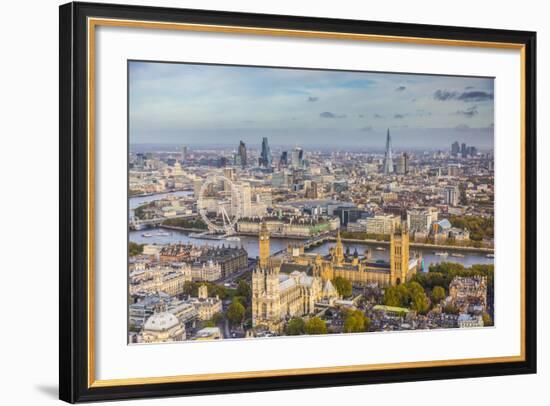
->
[127,61,496,344]
[52,1,536,402]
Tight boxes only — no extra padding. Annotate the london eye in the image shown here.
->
[197,174,240,235]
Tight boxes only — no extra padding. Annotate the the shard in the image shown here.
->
[383,128,394,174]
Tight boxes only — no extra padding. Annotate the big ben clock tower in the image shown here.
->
[258,220,270,269]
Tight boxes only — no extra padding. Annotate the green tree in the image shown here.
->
[209,284,227,300]
[407,281,430,314]
[383,286,401,307]
[129,242,144,257]
[427,262,494,291]
[161,216,208,230]
[182,281,199,297]
[343,310,370,333]
[226,299,245,326]
[444,304,459,314]
[181,282,228,299]
[211,312,224,325]
[450,215,494,242]
[431,286,446,304]
[286,317,306,335]
[383,284,410,307]
[233,295,247,307]
[333,276,352,298]
[236,280,251,300]
[410,290,430,314]
[305,317,327,335]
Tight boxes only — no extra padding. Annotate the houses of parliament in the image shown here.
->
[251,221,420,331]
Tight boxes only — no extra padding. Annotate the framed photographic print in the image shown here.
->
[59,2,537,403]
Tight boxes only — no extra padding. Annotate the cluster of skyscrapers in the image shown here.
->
[382,129,409,175]
[451,141,478,158]
[233,139,305,170]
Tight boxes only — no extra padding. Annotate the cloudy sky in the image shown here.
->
[129,61,494,150]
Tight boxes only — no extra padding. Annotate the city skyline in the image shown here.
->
[129,61,494,149]
[127,59,495,344]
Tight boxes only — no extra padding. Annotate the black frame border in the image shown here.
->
[59,1,537,403]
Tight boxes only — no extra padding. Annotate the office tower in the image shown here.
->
[181,145,187,161]
[238,141,247,168]
[272,170,288,188]
[396,153,408,175]
[451,141,460,156]
[233,154,242,167]
[407,209,435,232]
[383,128,394,174]
[403,152,409,174]
[218,156,228,168]
[259,137,272,168]
[232,182,252,218]
[291,147,303,168]
[461,142,467,158]
[223,168,235,192]
[444,185,459,206]
[223,167,235,181]
[135,153,145,167]
[279,151,288,167]
[193,179,202,199]
[305,181,322,199]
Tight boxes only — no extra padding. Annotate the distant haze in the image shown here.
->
[129,61,494,150]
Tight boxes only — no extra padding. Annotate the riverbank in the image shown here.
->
[130,189,192,199]
[337,237,494,253]
[129,229,494,269]
[236,231,310,240]
[141,227,494,253]
[159,225,207,233]
[235,232,494,252]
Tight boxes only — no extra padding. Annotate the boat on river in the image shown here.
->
[433,251,449,257]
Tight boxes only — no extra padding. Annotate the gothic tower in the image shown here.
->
[332,230,345,266]
[252,222,281,329]
[258,220,270,269]
[198,284,208,299]
[251,268,264,327]
[390,224,410,285]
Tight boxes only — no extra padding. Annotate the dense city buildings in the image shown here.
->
[128,128,494,342]
[128,61,495,343]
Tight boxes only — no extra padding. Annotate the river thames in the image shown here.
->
[129,193,494,272]
[129,229,493,272]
